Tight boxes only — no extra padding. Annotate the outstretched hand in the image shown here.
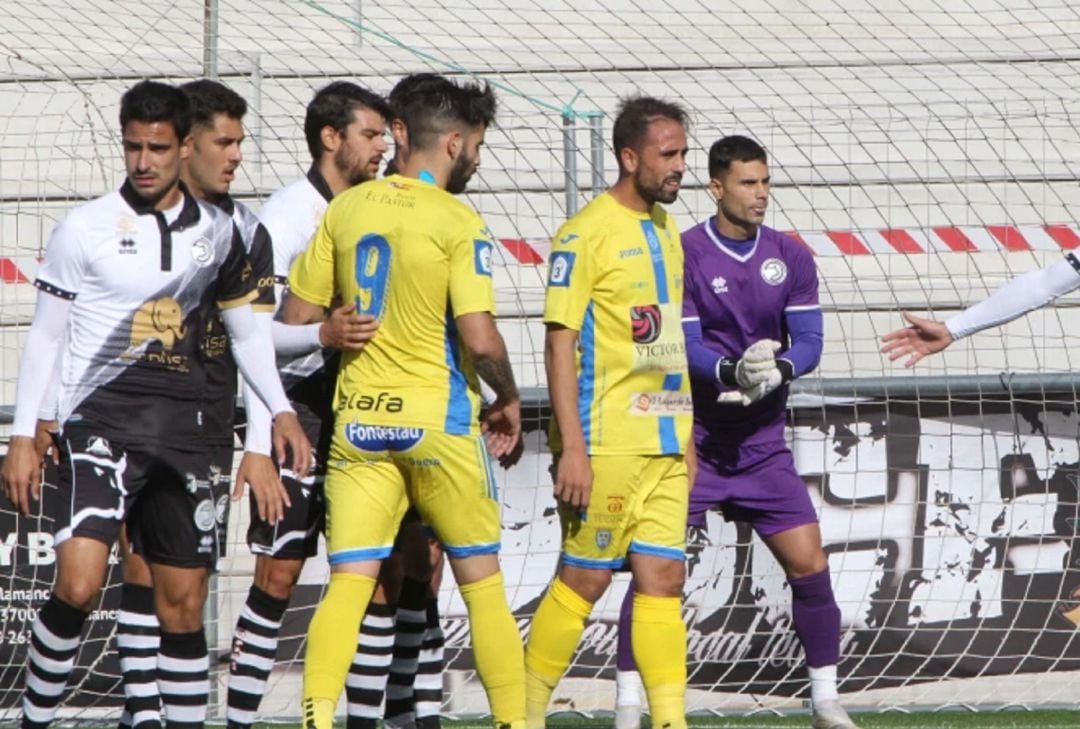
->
[880,311,954,367]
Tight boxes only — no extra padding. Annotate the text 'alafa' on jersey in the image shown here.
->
[543,192,692,456]
[34,180,258,446]
[288,173,497,436]
[201,195,276,446]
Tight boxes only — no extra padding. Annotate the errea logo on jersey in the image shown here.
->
[474,240,494,276]
[712,276,728,294]
[548,251,575,287]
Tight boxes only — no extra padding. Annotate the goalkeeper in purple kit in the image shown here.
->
[615,135,861,729]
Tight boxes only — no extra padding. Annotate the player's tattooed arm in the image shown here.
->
[457,311,522,463]
[473,355,519,403]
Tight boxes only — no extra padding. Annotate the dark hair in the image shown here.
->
[399,77,497,151]
[611,95,688,168]
[388,73,453,120]
[708,135,767,178]
[119,80,192,141]
[304,81,393,160]
[180,79,247,129]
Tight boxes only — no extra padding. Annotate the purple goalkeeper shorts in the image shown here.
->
[690,439,817,538]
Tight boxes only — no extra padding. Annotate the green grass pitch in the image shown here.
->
[220,711,1080,729]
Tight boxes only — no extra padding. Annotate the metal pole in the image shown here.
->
[249,53,262,189]
[203,0,219,79]
[205,571,220,719]
[562,113,578,217]
[588,113,605,195]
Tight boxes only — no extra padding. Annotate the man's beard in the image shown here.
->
[446,152,476,195]
[336,146,375,187]
[634,170,680,206]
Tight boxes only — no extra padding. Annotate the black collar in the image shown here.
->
[306,165,334,202]
[212,193,235,216]
[119,179,202,231]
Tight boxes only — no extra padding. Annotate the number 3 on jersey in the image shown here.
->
[355,234,391,318]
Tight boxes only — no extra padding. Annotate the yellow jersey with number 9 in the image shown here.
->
[288,174,496,435]
[544,192,692,455]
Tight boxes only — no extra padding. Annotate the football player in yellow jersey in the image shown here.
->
[285,76,526,729]
[524,97,695,729]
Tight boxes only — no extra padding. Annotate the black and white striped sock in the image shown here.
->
[157,630,209,729]
[116,583,162,729]
[22,595,88,729]
[384,580,427,729]
[225,585,288,729]
[344,601,395,729]
[413,598,444,729]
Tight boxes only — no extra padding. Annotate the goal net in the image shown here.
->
[2,0,1080,721]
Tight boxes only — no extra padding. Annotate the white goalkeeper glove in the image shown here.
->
[718,367,783,406]
[716,339,782,389]
[717,340,792,407]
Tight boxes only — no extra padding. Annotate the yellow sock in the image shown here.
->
[523,577,594,729]
[301,697,336,729]
[631,593,687,729]
[302,572,377,727]
[459,572,526,729]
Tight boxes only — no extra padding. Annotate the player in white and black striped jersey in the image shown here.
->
[223,81,390,729]
[1,80,310,729]
[103,78,286,729]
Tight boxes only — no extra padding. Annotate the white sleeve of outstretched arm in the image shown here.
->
[272,320,323,357]
[221,304,294,417]
[38,348,63,422]
[12,292,71,437]
[945,257,1080,340]
[242,311,276,455]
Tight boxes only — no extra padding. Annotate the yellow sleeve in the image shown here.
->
[286,206,336,308]
[447,212,497,317]
[542,219,595,331]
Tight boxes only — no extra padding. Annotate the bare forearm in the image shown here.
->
[473,352,519,403]
[545,333,586,454]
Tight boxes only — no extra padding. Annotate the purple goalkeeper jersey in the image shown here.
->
[682,219,820,446]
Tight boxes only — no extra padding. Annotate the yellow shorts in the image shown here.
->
[324,421,500,566]
[558,453,688,569]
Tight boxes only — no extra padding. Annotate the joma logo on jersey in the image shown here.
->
[130,297,187,350]
[630,304,662,344]
[339,391,404,413]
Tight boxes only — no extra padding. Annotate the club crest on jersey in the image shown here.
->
[595,529,613,550]
[630,304,662,344]
[760,258,788,286]
[191,237,214,267]
[712,275,728,294]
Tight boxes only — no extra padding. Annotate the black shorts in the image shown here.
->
[206,443,234,559]
[56,423,227,569]
[246,402,328,559]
